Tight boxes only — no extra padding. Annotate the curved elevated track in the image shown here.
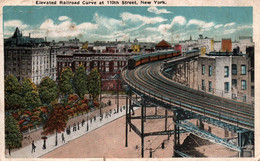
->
[122,60,254,131]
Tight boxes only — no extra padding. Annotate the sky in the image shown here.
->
[3,6,253,43]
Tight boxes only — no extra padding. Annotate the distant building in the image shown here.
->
[4,27,45,47]
[221,39,232,52]
[4,28,56,84]
[155,40,172,50]
[56,52,132,91]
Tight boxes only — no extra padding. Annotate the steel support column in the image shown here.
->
[129,94,132,132]
[238,132,243,157]
[141,99,145,158]
[165,110,168,131]
[125,95,128,147]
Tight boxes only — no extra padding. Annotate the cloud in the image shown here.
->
[214,24,223,29]
[146,27,157,31]
[94,13,123,30]
[224,22,235,27]
[223,28,237,35]
[172,16,186,25]
[223,24,252,35]
[121,12,167,24]
[187,19,214,29]
[147,6,172,14]
[4,20,28,29]
[58,16,70,21]
[38,17,98,39]
[158,16,186,35]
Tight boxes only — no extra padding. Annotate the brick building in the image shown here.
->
[56,51,132,91]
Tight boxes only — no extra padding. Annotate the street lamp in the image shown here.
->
[100,77,102,116]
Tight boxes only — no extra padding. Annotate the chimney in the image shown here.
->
[29,33,31,38]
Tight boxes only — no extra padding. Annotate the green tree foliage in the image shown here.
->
[21,78,37,97]
[21,78,41,108]
[5,94,26,110]
[87,68,101,101]
[5,75,21,95]
[24,91,42,108]
[5,115,23,155]
[42,104,68,146]
[39,77,58,104]
[73,65,88,99]
[59,67,74,97]
[5,75,23,111]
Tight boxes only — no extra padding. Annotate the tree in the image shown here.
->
[5,75,23,111]
[24,91,42,108]
[5,115,23,155]
[73,65,88,99]
[39,77,58,104]
[59,67,74,97]
[21,78,41,109]
[5,75,20,96]
[42,104,68,146]
[20,78,37,97]
[87,68,101,101]
[5,94,26,110]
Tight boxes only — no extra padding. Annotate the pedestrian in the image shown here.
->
[82,119,85,126]
[62,133,65,143]
[68,125,71,135]
[42,140,46,149]
[31,141,36,153]
[94,116,96,121]
[90,118,92,124]
[78,122,80,130]
[73,123,76,131]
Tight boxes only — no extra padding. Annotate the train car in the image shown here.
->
[150,52,160,61]
[141,57,149,64]
[159,54,166,60]
[128,50,181,70]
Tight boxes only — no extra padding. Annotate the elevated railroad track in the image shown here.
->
[122,61,254,131]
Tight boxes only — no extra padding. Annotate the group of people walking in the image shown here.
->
[30,105,125,154]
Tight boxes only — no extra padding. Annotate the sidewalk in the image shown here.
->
[6,96,139,158]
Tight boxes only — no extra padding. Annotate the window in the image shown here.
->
[105,67,109,72]
[105,62,109,66]
[114,62,118,66]
[224,82,229,92]
[202,79,205,91]
[241,65,246,75]
[224,66,229,77]
[94,61,98,66]
[251,86,254,97]
[208,81,212,92]
[241,80,247,90]
[209,66,212,76]
[202,65,205,75]
[232,64,237,75]
[232,79,237,87]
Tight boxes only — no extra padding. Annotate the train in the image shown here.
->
[128,50,181,70]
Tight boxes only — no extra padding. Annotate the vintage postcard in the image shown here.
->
[0,0,259,160]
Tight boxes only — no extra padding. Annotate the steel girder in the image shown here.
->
[177,120,242,152]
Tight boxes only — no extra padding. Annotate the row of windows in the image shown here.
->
[232,64,246,75]
[202,65,213,76]
[202,64,247,77]
[201,80,247,92]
